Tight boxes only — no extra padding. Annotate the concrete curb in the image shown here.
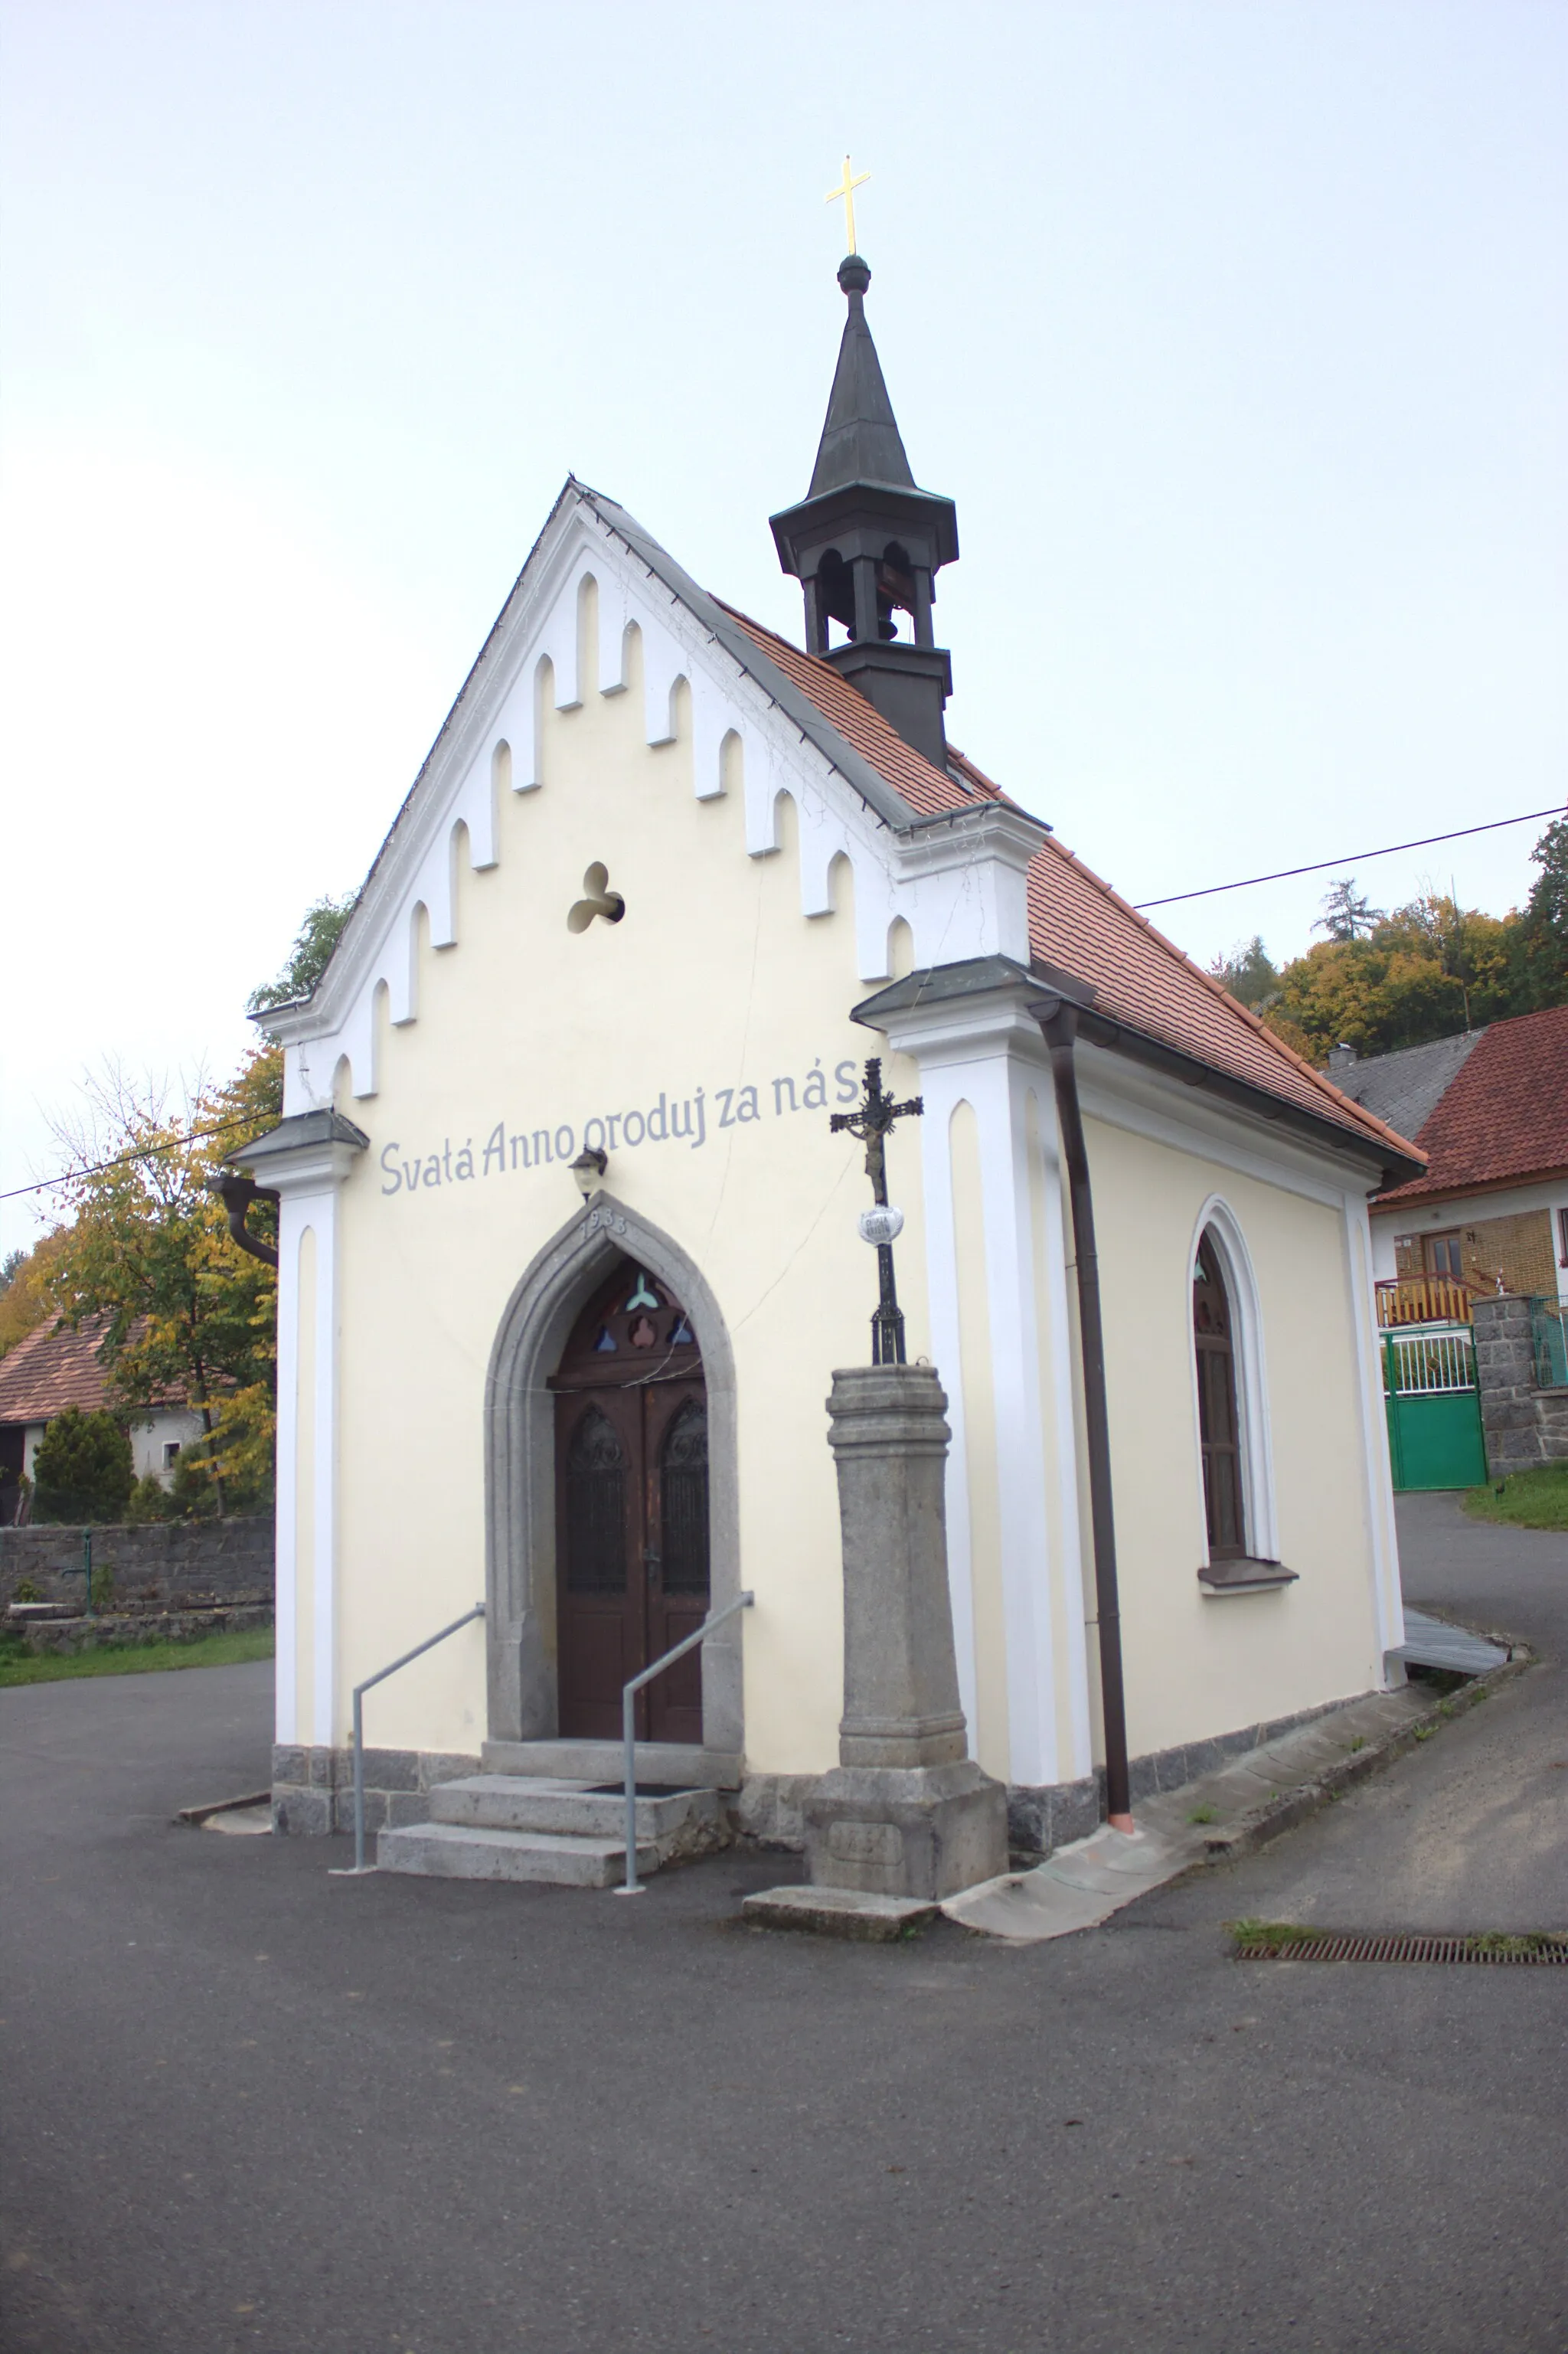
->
[1200,1648,1535,1867]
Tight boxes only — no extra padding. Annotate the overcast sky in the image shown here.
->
[2,0,1563,1259]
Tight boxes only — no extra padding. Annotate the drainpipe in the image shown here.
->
[212,1171,280,1270]
[1037,1000,1134,1833]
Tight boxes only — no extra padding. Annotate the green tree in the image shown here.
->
[1513,816,1568,1010]
[1210,935,1281,1009]
[1255,821,1568,1062]
[248,894,354,1015]
[1313,877,1386,943]
[31,1406,133,1525]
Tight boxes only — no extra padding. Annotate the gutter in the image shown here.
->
[211,1172,279,1270]
[1059,1003,1424,1194]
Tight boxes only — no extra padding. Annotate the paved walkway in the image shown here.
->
[949,1496,1565,1944]
[1135,1493,1568,1937]
[946,1679,1441,1941]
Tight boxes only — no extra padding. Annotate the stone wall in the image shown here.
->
[0,1518,273,1612]
[20,1604,273,1656]
[1472,1295,1568,1475]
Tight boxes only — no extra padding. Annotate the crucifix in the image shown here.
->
[825,154,871,256]
[831,1056,923,1364]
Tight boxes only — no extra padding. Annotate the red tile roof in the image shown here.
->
[724,607,976,821]
[1375,1004,1568,1205]
[0,1316,182,1425]
[726,609,1419,1168]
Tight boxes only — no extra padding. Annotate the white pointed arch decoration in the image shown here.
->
[1188,1195,1279,1568]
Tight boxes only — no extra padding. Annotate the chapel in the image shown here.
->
[234,238,1423,1875]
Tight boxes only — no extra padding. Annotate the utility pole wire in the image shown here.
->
[0,1114,263,1204]
[1133,806,1563,911]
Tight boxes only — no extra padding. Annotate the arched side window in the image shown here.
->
[1193,1235,1246,1560]
[1188,1208,1289,1587]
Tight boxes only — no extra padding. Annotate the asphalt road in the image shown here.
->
[2,1497,1564,2354]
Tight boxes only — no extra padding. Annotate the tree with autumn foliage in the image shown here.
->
[31,895,352,1515]
[43,1051,283,1512]
[1209,817,1568,1062]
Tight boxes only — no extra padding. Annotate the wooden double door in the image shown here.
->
[551,1259,710,1743]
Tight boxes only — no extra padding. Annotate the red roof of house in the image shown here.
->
[727,608,1419,1168]
[1375,1004,1568,1206]
[0,1316,182,1425]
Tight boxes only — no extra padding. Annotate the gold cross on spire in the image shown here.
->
[825,155,871,255]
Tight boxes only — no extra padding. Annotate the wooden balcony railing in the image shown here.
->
[1375,1276,1475,1329]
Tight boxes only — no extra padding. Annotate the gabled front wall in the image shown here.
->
[316,610,930,1774]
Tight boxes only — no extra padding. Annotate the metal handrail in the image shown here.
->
[614,1591,753,1896]
[330,1604,485,1875]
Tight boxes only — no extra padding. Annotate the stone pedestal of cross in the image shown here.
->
[741,1064,1008,1937]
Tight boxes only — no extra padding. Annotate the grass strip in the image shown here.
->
[1227,1919,1318,1953]
[1464,1462,1568,1531]
[0,1626,275,1688]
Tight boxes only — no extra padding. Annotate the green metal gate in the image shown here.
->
[1383,1326,1486,1492]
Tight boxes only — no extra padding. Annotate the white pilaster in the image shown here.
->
[234,1117,365,1752]
[880,984,1089,1787]
[1341,1193,1406,1666]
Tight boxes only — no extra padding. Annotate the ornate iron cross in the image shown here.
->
[831,1056,923,1365]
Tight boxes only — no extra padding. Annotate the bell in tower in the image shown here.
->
[770,253,959,770]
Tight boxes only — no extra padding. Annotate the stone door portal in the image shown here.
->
[550,1257,710,1742]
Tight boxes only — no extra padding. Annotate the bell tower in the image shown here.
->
[770,253,959,770]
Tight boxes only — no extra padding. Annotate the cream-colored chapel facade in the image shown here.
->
[243,273,1422,1852]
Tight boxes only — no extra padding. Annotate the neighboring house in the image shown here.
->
[0,1316,204,1525]
[1330,1006,1568,1314]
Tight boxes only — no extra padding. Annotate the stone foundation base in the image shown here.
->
[270,1745,481,1837]
[1005,1693,1373,1861]
[270,1694,1379,1853]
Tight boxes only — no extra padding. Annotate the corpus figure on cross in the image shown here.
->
[831,1056,923,1365]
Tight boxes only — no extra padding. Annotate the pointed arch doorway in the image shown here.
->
[550,1257,710,1742]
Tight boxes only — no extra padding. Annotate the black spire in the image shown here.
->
[807,256,916,497]
[771,256,959,770]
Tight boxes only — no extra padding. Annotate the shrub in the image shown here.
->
[125,1473,179,1525]
[170,1449,221,1519]
[31,1408,134,1525]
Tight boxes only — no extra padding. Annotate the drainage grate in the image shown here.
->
[1234,1931,1568,1965]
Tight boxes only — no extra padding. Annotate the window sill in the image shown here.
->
[1198,1558,1298,1595]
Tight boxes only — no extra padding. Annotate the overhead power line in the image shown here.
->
[0,1113,263,1205]
[1133,806,1563,911]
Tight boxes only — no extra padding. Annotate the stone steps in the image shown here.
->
[377,1820,660,1888]
[427,1774,721,1842]
[480,1738,742,1790]
[375,1771,730,1887]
